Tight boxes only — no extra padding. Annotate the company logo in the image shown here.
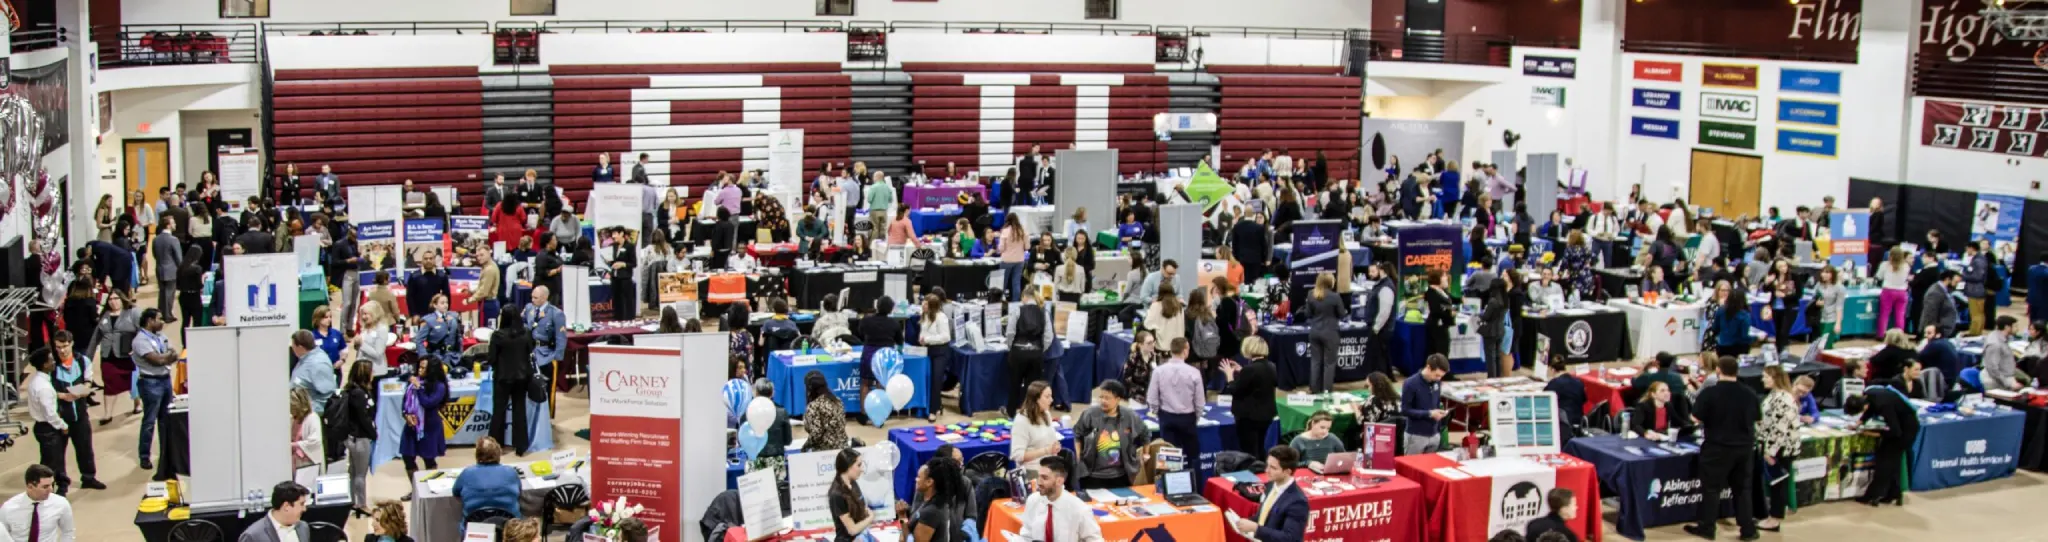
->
[1311,499,1398,532]
[1499,481,1547,526]
[600,369,672,397]
[1297,342,1311,357]
[1566,320,1594,356]
[1966,439,1987,454]
[1700,93,1759,120]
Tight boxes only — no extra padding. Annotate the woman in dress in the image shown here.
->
[399,359,449,500]
[1560,231,1596,301]
[1122,330,1162,402]
[96,293,142,423]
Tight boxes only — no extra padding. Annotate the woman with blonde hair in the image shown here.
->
[500,518,542,542]
[1301,273,1346,393]
[1054,249,1087,303]
[368,499,416,542]
[290,389,323,487]
[1875,246,1912,335]
[1144,283,1186,355]
[1221,336,1278,454]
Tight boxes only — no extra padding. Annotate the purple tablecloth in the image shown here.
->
[904,184,989,209]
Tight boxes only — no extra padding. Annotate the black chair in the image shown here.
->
[307,521,347,542]
[467,507,518,523]
[543,483,591,536]
[966,451,1009,477]
[167,519,224,542]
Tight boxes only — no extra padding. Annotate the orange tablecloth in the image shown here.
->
[1394,454,1603,542]
[984,486,1224,542]
[1203,469,1421,542]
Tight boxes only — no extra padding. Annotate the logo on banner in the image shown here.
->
[1566,320,1593,356]
[1634,60,1683,82]
[1702,64,1760,89]
[1310,499,1399,533]
[1631,117,1680,140]
[600,370,671,396]
[1522,55,1578,78]
[1632,88,1680,110]
[1966,440,1987,454]
[1499,482,1547,527]
[1700,93,1759,120]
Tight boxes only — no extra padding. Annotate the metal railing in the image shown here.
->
[1353,29,1551,67]
[7,27,63,53]
[886,20,1152,35]
[542,19,845,33]
[1188,26,1349,40]
[1620,40,1853,63]
[262,21,491,35]
[94,24,259,67]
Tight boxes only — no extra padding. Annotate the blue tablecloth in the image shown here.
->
[1909,408,2027,491]
[1564,436,1733,540]
[1096,330,1134,386]
[909,209,1009,236]
[1840,289,1880,337]
[1131,402,1238,477]
[888,424,1073,501]
[1057,340,1097,406]
[1389,320,1486,376]
[953,340,1089,414]
[372,377,554,471]
[767,347,931,418]
[1257,324,1375,389]
[1749,297,1812,337]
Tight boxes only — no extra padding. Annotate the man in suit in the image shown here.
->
[238,481,312,542]
[1014,143,1045,208]
[632,152,651,183]
[484,173,508,213]
[1231,445,1307,542]
[316,165,343,209]
[1228,214,1271,283]
[160,192,192,242]
[1921,270,1961,339]
[151,218,182,317]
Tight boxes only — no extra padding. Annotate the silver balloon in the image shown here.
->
[0,94,56,303]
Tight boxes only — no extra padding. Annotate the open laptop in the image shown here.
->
[1312,452,1358,475]
[1158,469,1210,507]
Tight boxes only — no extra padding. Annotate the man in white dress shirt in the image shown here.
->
[237,482,312,542]
[1018,456,1101,542]
[0,465,75,542]
[22,350,69,496]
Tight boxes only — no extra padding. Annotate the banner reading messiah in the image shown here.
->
[1918,99,2048,159]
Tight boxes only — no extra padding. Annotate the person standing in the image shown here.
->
[1004,292,1052,416]
[1148,338,1205,469]
[864,170,897,237]
[1922,270,1961,338]
[400,360,450,501]
[605,229,637,321]
[1684,356,1760,541]
[289,330,339,418]
[525,286,566,393]
[490,304,537,455]
[1424,270,1455,358]
[25,347,76,496]
[1754,366,1801,532]
[1013,144,1046,209]
[2027,252,2048,326]
[130,309,175,471]
[1017,456,1103,542]
[150,218,181,319]
[1362,263,1398,376]
[1222,337,1278,457]
[592,153,615,184]
[1229,214,1271,282]
[406,252,452,321]
[1300,273,1345,393]
[1962,241,1992,336]
[1845,374,1920,507]
[2,465,75,542]
[46,332,102,491]
[1401,355,1450,454]
[1876,248,1913,335]
[340,361,377,516]
[1074,382,1149,489]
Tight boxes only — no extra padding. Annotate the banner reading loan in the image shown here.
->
[589,346,685,542]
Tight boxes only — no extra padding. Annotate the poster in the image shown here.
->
[658,271,697,304]
[1827,209,1871,268]
[404,218,447,266]
[589,345,687,542]
[217,146,264,209]
[737,468,786,540]
[856,445,898,521]
[1487,392,1563,457]
[450,215,492,267]
[1289,219,1344,294]
[1360,422,1397,471]
[448,267,482,313]
[1970,194,2024,266]
[1395,223,1465,302]
[222,253,300,328]
[590,183,644,243]
[1919,100,2047,159]
[768,129,806,218]
[786,451,837,531]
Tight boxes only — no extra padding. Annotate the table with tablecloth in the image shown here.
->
[984,485,1221,542]
[136,499,352,542]
[690,216,759,245]
[1517,306,1630,366]
[767,347,931,418]
[373,376,555,471]
[1909,406,2027,491]
[1131,401,1238,475]
[787,265,911,311]
[1204,469,1423,542]
[1563,435,1726,540]
[1259,323,1376,389]
[1594,267,1643,299]
[1605,299,1707,356]
[953,339,1092,415]
[909,208,1008,236]
[553,319,658,396]
[888,423,1074,502]
[1438,377,1551,433]
[1990,392,2048,472]
[1839,288,1880,337]
[922,260,1003,300]
[410,457,589,542]
[1572,368,1638,420]
[1791,417,1881,508]
[1394,453,1604,542]
[1095,329,1135,384]
[1748,295,1812,338]
[1275,390,1374,436]
[905,184,989,210]
[1390,315,1487,375]
[154,407,192,481]
[1272,241,1375,270]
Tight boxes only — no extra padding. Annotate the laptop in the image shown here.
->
[1158,470,1210,507]
[1312,452,1358,475]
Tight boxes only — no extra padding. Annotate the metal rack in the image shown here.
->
[0,288,42,435]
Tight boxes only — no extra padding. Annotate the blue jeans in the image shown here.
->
[1000,262,1025,301]
[137,375,172,461]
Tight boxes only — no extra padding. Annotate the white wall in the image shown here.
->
[543,33,845,65]
[105,82,263,202]
[1905,96,2048,200]
[181,109,264,187]
[888,33,1154,65]
[268,35,496,70]
[123,0,1370,28]
[1363,47,1591,185]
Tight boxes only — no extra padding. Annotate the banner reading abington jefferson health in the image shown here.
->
[590,345,687,542]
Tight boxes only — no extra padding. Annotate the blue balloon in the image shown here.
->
[863,390,894,427]
[870,347,904,384]
[737,421,768,460]
[722,379,750,426]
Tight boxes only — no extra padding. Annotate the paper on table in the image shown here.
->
[1431,467,1472,480]
[1224,509,1249,534]
[1001,530,1033,542]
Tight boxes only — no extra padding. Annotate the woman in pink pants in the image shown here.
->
[1875,247,1913,334]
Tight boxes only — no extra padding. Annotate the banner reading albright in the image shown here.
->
[590,345,687,542]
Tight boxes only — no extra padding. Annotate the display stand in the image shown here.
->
[1490,150,1519,212]
[1053,149,1119,232]
[185,325,294,510]
[1523,153,1561,229]
[589,335,728,542]
[1156,203,1202,296]
[0,288,40,433]
[564,265,591,326]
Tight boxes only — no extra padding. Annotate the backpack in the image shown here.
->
[1190,318,1221,358]
[1011,306,1047,357]
[321,392,350,463]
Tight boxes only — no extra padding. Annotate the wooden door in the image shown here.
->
[1688,150,1764,219]
[1689,152,1726,215]
[124,139,171,208]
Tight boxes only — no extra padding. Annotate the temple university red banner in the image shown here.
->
[590,345,687,542]
[1918,99,2048,159]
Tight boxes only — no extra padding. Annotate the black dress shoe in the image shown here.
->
[1739,533,1761,541]
[140,458,154,471]
[1682,525,1716,540]
[80,478,107,490]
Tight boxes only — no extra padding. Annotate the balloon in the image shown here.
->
[746,397,776,436]
[886,374,915,410]
[737,422,768,459]
[870,347,904,384]
[863,390,893,427]
[722,379,750,425]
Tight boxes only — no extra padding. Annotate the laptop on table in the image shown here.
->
[1311,452,1358,475]
[1158,469,1210,507]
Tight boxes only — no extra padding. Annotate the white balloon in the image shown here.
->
[746,397,776,436]
[886,374,915,410]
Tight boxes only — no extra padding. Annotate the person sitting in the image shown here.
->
[1288,412,1345,468]
[1229,445,1307,542]
[366,499,416,542]
[1793,375,1822,424]
[1543,356,1587,439]
[1629,381,1692,441]
[1523,488,1579,542]
[1868,329,1918,382]
[1630,352,1690,399]
[239,481,311,542]
[452,437,523,518]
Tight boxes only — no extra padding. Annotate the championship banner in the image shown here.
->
[404,218,447,266]
[1970,194,2024,266]
[357,220,398,271]
[450,215,491,266]
[222,253,299,328]
[1396,223,1464,302]
[1919,99,2047,159]
[1459,457,1557,539]
[448,267,482,313]
[1290,219,1345,294]
[590,345,688,542]
[1827,210,1870,268]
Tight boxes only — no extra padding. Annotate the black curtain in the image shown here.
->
[1848,178,1905,246]
[1896,184,1977,256]
[2023,201,2048,282]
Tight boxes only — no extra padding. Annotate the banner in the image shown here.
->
[217,146,264,210]
[1918,99,2047,159]
[1521,55,1577,78]
[590,345,688,542]
[1630,117,1680,140]
[1778,99,1841,127]
[1970,194,2025,267]
[404,218,447,266]
[1699,93,1760,120]
[590,183,645,242]
[1461,457,1557,539]
[1633,60,1683,82]
[1289,219,1345,293]
[1530,86,1566,107]
[768,129,806,210]
[1361,422,1397,471]
[1828,209,1871,268]
[1631,88,1680,110]
[1776,128,1839,157]
[356,220,398,271]
[223,253,300,328]
[1395,223,1464,301]
[1295,470,1415,542]
[448,267,482,313]
[1909,411,2026,491]
[1697,120,1758,149]
[1701,63,1759,89]
[450,215,492,267]
[787,450,838,531]
[1779,68,1842,95]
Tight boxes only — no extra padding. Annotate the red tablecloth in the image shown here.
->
[1575,373,1628,417]
[1813,348,1874,377]
[1203,469,1421,542]
[1394,454,1603,542]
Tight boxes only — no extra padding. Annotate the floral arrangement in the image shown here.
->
[588,496,646,540]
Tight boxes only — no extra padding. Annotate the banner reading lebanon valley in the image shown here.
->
[590,345,686,542]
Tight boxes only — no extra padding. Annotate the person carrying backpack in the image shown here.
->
[1005,291,1054,417]
[1186,286,1223,382]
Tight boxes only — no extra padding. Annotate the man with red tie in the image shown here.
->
[1019,456,1102,542]
[0,465,75,542]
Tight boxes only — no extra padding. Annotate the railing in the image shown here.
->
[1620,40,1854,63]
[1188,26,1349,40]
[1354,29,1553,67]
[886,21,1152,36]
[542,19,845,33]
[94,24,259,67]
[846,21,889,62]
[262,21,492,35]
[7,27,63,53]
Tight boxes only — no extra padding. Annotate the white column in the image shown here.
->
[1849,0,1919,185]
[1576,0,1626,202]
[57,0,102,254]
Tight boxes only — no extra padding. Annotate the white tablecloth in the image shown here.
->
[410,457,589,542]
[1605,299,1707,355]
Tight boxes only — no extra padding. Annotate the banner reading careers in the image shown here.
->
[590,346,686,542]
[223,253,299,327]
[1920,99,2048,159]
[1970,194,2025,267]
[1396,223,1465,301]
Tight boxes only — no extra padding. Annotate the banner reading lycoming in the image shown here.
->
[590,345,686,542]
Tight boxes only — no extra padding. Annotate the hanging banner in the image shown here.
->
[1630,117,1680,140]
[1970,194,2025,267]
[216,146,264,210]
[1776,128,1840,157]
[357,220,399,271]
[1920,100,2047,159]
[1396,223,1465,301]
[1777,99,1841,127]
[1632,88,1680,110]
[404,218,448,266]
[223,253,300,328]
[1701,63,1759,89]
[589,345,688,542]
[1632,60,1683,82]
[1827,210,1871,268]
[451,215,492,267]
[1778,68,1842,95]
[1521,55,1578,78]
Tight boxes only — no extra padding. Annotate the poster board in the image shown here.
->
[590,183,646,241]
[658,271,698,304]
[786,450,837,531]
[1970,194,2023,266]
[1828,209,1871,268]
[404,218,447,266]
[223,253,300,328]
[1486,391,1564,458]
[216,146,264,210]
[1394,222,1466,303]
[348,185,404,224]
[1290,219,1344,294]
[357,220,399,271]
[564,265,592,326]
[737,468,786,540]
[768,129,805,217]
[294,233,322,277]
[451,216,492,267]
[590,345,686,542]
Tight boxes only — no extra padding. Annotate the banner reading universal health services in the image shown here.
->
[1970,194,2025,266]
[1396,223,1465,301]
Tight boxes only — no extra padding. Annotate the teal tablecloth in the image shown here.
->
[1840,288,1880,337]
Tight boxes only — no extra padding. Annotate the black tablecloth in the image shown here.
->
[1259,324,1376,389]
[922,262,1001,301]
[788,266,910,310]
[1737,361,1841,406]
[137,500,351,542]
[156,410,190,481]
[1994,397,2048,472]
[1594,267,1642,299]
[1517,310,1629,365]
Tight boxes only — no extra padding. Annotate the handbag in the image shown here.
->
[526,371,550,402]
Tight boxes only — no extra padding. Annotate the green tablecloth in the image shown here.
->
[1275,390,1375,436]
[1791,424,1880,509]
[298,287,328,330]
[1839,288,1880,337]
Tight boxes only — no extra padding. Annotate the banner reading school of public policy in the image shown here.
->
[1290,219,1345,292]
[1397,223,1465,301]
[590,345,687,542]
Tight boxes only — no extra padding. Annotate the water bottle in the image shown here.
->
[1619,409,1634,439]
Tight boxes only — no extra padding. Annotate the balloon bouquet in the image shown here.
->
[863,347,918,428]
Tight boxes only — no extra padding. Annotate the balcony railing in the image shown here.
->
[8,27,63,53]
[1354,30,1565,67]
[1620,40,1854,64]
[1188,26,1348,40]
[94,24,258,67]
[262,21,492,36]
[542,20,846,33]
[886,21,1152,35]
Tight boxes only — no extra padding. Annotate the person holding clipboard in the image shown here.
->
[1229,445,1307,542]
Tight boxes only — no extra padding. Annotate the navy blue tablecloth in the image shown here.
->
[1910,408,2027,491]
[1097,330,1134,386]
[1390,319,1486,375]
[952,340,1091,414]
[1257,324,1375,389]
[1132,402,1238,477]
[1058,340,1097,406]
[1564,436,1733,540]
[889,424,1072,500]
[766,347,931,418]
